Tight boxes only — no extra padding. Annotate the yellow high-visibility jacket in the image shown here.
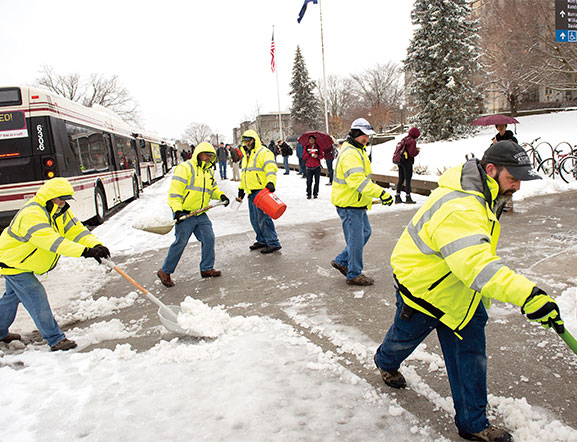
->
[331,137,386,208]
[239,130,277,194]
[391,161,535,332]
[0,178,101,275]
[167,142,224,213]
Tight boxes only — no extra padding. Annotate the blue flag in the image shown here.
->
[297,0,318,23]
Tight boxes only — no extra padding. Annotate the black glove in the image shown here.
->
[265,182,275,193]
[238,189,245,200]
[220,194,230,207]
[522,287,564,333]
[82,245,110,264]
[173,210,190,224]
[380,191,394,206]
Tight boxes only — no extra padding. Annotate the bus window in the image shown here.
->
[114,135,137,170]
[140,140,152,162]
[65,122,110,172]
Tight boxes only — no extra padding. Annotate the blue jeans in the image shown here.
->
[326,159,334,183]
[218,161,227,179]
[298,157,305,175]
[248,192,280,247]
[162,212,215,273]
[283,156,290,174]
[375,290,489,434]
[334,207,371,279]
[0,272,65,346]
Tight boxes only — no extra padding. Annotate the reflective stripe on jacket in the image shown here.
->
[0,178,101,275]
[239,129,277,194]
[391,160,534,331]
[167,142,223,213]
[331,137,384,208]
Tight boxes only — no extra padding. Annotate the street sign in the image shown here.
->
[556,0,577,42]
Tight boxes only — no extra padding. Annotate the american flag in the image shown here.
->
[270,31,276,73]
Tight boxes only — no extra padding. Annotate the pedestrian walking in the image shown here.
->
[237,130,281,254]
[392,127,421,204]
[330,118,393,286]
[230,144,242,181]
[157,142,230,287]
[324,143,337,185]
[492,124,518,144]
[303,135,323,199]
[296,141,306,177]
[374,141,557,442]
[216,142,228,180]
[0,178,111,351]
[279,139,292,175]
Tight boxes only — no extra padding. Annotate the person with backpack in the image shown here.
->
[279,139,292,175]
[392,127,421,204]
[230,144,242,181]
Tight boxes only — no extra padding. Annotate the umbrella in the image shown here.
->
[471,114,519,126]
[298,131,334,155]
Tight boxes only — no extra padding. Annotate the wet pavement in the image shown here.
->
[64,191,577,439]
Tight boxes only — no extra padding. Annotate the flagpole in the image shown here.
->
[273,25,284,141]
[318,0,330,134]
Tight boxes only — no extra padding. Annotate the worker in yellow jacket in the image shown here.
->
[236,129,281,254]
[0,178,110,351]
[157,142,229,287]
[374,141,562,442]
[330,118,393,286]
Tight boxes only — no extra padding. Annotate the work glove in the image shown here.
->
[522,287,564,333]
[380,191,394,206]
[220,194,230,207]
[265,182,275,193]
[237,189,245,200]
[82,245,111,264]
[173,210,190,224]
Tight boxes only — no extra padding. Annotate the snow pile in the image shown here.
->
[177,297,231,338]
[57,292,139,323]
[0,315,435,442]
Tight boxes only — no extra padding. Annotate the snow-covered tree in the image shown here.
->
[405,0,483,141]
[289,46,321,134]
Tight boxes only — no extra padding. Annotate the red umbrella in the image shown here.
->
[471,114,519,126]
[298,131,334,155]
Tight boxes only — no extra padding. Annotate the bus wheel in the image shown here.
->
[94,187,108,225]
[132,176,140,200]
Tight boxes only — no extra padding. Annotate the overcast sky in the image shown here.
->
[1,0,413,141]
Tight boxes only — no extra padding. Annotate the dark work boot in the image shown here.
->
[200,269,222,278]
[330,260,348,277]
[458,425,513,442]
[50,338,77,352]
[374,355,407,389]
[394,194,403,204]
[1,332,22,343]
[157,269,175,287]
[249,242,267,251]
[260,245,282,254]
[404,194,416,204]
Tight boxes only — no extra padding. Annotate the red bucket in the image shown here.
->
[253,189,287,219]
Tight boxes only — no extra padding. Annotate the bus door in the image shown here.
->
[104,133,122,205]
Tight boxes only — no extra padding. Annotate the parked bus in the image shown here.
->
[0,85,172,227]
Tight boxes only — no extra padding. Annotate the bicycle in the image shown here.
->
[558,155,577,183]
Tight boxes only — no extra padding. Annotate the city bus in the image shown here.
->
[0,86,173,227]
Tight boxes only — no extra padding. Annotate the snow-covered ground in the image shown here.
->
[1,110,577,442]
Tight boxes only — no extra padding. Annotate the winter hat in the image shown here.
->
[482,140,541,181]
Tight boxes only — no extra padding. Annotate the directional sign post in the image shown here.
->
[556,0,577,42]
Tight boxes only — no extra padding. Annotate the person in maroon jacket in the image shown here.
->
[303,135,324,199]
[394,127,421,204]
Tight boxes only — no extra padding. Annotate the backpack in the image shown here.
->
[392,138,408,164]
[230,147,240,162]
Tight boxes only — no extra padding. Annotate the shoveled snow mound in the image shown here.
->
[177,297,231,338]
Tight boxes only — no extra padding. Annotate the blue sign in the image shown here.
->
[556,0,577,43]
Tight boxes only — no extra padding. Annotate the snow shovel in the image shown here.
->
[103,259,187,334]
[554,326,577,355]
[136,201,226,235]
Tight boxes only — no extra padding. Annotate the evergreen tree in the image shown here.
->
[405,0,483,141]
[289,46,321,133]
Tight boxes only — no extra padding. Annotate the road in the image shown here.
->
[70,191,577,440]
